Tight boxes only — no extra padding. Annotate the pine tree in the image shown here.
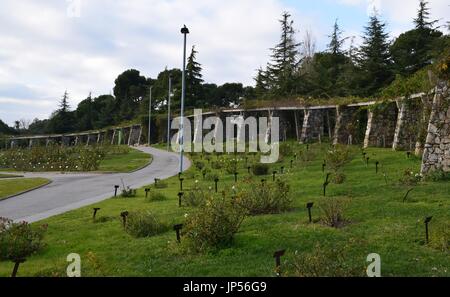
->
[186,45,204,107]
[254,67,270,97]
[266,12,301,96]
[414,0,437,30]
[358,12,393,95]
[327,19,345,55]
[59,91,70,113]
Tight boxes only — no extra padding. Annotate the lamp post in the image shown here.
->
[148,86,153,146]
[179,25,189,173]
[167,75,172,151]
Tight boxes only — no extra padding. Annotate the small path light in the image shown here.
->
[234,172,238,183]
[366,157,370,166]
[407,151,411,159]
[173,224,183,243]
[120,211,129,228]
[145,188,150,198]
[306,202,314,223]
[93,207,100,222]
[290,160,293,169]
[294,153,298,160]
[114,185,119,197]
[179,178,184,191]
[202,171,206,179]
[273,250,285,277]
[280,166,284,174]
[261,179,266,187]
[214,178,219,193]
[323,173,331,196]
[306,144,309,151]
[424,216,432,244]
[178,192,184,207]
[375,161,379,173]
[247,166,251,174]
[322,162,326,173]
[154,178,159,186]
[272,171,277,181]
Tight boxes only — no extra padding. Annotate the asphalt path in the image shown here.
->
[0,146,190,223]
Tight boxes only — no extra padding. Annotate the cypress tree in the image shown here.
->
[266,12,301,96]
[358,12,393,96]
[186,45,204,107]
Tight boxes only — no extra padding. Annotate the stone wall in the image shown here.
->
[421,84,450,174]
[364,102,398,148]
[392,97,423,151]
[333,105,361,145]
[300,109,325,143]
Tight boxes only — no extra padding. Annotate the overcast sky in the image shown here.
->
[0,0,448,126]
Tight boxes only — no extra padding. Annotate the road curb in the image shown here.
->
[0,179,53,202]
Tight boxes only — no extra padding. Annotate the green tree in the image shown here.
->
[113,69,148,121]
[266,12,301,96]
[254,67,270,98]
[48,91,75,134]
[186,46,204,108]
[358,12,394,96]
[391,0,443,76]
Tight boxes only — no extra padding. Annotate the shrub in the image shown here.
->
[184,183,210,207]
[184,195,246,251]
[252,163,269,176]
[399,169,422,186]
[205,171,219,182]
[424,169,450,182]
[121,187,137,198]
[145,191,167,202]
[211,160,223,170]
[224,158,239,174]
[154,180,168,189]
[237,179,292,215]
[288,243,364,277]
[332,172,346,184]
[0,217,47,276]
[319,198,350,228]
[279,142,293,158]
[325,145,352,171]
[124,211,168,238]
[194,161,205,171]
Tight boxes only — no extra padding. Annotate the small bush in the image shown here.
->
[332,172,346,184]
[0,217,47,276]
[194,161,205,171]
[121,187,137,198]
[154,180,168,189]
[279,142,293,158]
[288,243,364,277]
[224,158,239,174]
[205,171,219,182]
[125,211,168,238]
[319,198,350,228]
[146,191,167,202]
[184,184,210,207]
[399,169,422,186]
[424,169,450,182]
[211,160,223,170]
[237,179,292,215]
[184,195,246,251]
[252,163,269,176]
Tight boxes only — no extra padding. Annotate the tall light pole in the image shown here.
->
[148,86,153,146]
[167,74,172,151]
[179,25,189,173]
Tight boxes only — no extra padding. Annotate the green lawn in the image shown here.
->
[0,178,50,200]
[97,147,152,172]
[0,143,449,277]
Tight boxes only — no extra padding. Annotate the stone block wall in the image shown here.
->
[421,85,450,174]
[333,106,361,145]
[300,109,324,143]
[392,97,423,151]
[364,102,398,148]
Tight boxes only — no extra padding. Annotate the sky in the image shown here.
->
[0,0,448,126]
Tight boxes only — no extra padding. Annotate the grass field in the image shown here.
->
[97,147,152,172]
[0,142,448,277]
[0,178,49,200]
[0,173,23,178]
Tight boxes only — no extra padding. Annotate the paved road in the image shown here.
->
[0,147,190,223]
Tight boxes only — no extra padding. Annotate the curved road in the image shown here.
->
[0,147,190,223]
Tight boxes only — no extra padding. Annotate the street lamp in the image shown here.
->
[148,86,153,146]
[167,74,172,151]
[179,24,189,172]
